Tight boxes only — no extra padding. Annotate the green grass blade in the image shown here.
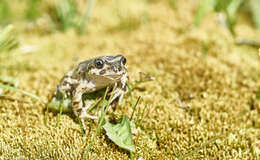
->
[0,83,40,101]
[56,96,64,127]
[126,81,134,106]
[26,0,41,21]
[77,0,96,34]
[136,104,148,127]
[85,86,109,157]
[130,96,141,121]
[226,0,244,19]
[0,0,10,23]
[256,89,260,101]
[193,0,216,26]
[249,0,260,28]
[56,0,77,31]
[0,25,18,53]
[178,133,227,160]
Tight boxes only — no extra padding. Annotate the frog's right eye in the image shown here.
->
[95,59,104,69]
[121,56,127,65]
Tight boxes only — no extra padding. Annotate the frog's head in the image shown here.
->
[76,54,127,83]
[90,54,127,79]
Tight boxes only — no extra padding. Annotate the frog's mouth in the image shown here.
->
[87,74,121,90]
[103,74,123,80]
[88,74,122,82]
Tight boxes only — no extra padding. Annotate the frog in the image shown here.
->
[48,54,128,131]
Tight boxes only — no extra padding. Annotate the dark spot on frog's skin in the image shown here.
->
[73,101,80,106]
[112,66,117,73]
[87,65,94,71]
[99,69,106,75]
[118,66,122,72]
[76,108,82,114]
[63,75,70,78]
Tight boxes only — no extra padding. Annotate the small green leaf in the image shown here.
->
[103,115,135,152]
[47,97,72,113]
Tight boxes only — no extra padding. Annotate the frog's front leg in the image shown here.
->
[72,85,97,132]
[109,81,128,108]
[110,87,126,104]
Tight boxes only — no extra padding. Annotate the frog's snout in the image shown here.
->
[111,64,124,73]
[112,65,118,73]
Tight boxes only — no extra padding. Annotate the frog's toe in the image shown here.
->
[79,113,98,119]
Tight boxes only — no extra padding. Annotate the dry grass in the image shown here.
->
[0,0,260,159]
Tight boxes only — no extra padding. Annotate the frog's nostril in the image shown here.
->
[112,66,117,72]
[118,66,122,71]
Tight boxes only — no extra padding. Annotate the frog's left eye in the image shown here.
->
[121,57,126,65]
[95,59,104,69]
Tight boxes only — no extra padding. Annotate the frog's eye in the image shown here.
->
[121,57,126,65]
[95,59,104,69]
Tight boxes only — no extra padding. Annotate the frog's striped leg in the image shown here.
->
[110,87,125,104]
[109,80,128,105]
[79,103,97,119]
[72,86,97,132]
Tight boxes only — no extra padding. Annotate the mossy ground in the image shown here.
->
[0,0,260,159]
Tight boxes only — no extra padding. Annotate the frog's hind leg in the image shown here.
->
[72,90,87,131]
[72,90,98,132]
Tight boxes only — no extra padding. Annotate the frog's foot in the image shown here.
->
[78,114,98,133]
[77,104,98,132]
[110,88,125,104]
[79,113,98,119]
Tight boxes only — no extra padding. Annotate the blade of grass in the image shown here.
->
[136,104,148,127]
[130,96,141,121]
[0,0,10,23]
[88,97,102,113]
[84,86,110,157]
[77,0,96,34]
[249,0,260,28]
[56,96,64,127]
[56,0,77,31]
[0,25,18,53]
[177,133,228,160]
[0,83,40,101]
[256,89,260,101]
[126,81,134,106]
[78,116,86,136]
[193,0,216,26]
[26,0,41,21]
[226,0,244,20]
